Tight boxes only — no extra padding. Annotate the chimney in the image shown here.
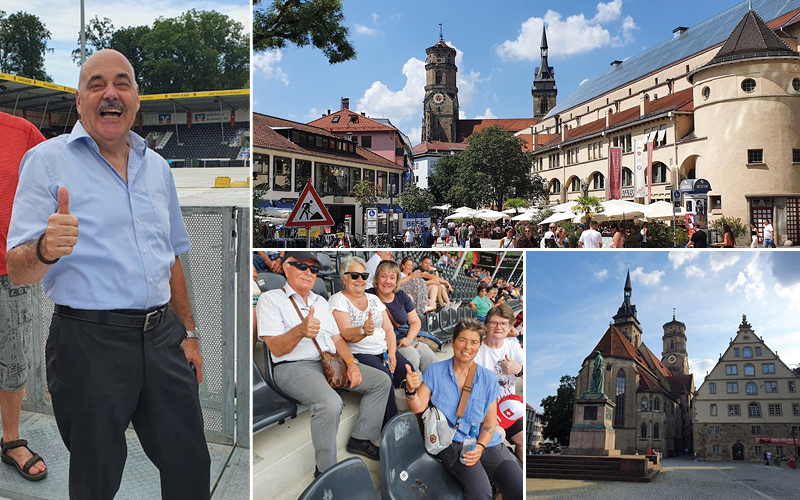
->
[611,60,622,67]
[639,93,650,117]
[327,109,331,115]
[342,97,350,110]
[673,26,688,37]
[361,112,366,116]
[606,109,614,128]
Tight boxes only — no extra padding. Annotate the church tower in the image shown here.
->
[662,311,689,376]
[612,269,643,347]
[421,26,459,143]
[532,24,557,120]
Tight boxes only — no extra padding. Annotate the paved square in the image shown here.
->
[528,457,800,499]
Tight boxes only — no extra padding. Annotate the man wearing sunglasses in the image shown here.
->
[257,252,391,477]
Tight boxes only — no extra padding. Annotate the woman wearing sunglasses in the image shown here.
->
[329,255,414,426]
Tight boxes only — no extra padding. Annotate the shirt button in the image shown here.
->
[149,278,154,283]
[142,248,147,253]
[136,218,141,223]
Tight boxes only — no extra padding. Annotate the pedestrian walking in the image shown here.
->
[763,221,775,248]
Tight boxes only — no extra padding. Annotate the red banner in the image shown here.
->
[756,438,799,444]
[609,147,622,199]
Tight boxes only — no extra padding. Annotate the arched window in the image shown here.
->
[540,100,550,115]
[622,168,633,187]
[642,397,648,410]
[743,347,752,358]
[570,177,581,192]
[550,179,561,194]
[651,162,668,183]
[435,72,443,85]
[744,364,755,376]
[670,340,675,350]
[615,369,626,426]
[592,172,605,189]
[641,423,647,439]
[749,402,761,417]
[746,382,757,395]
[654,423,660,439]
[654,398,660,412]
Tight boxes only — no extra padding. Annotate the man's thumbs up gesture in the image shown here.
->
[41,186,79,262]
[300,305,321,339]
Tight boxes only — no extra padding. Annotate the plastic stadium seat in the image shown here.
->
[256,272,287,292]
[312,276,329,299]
[426,312,452,342]
[299,457,379,500]
[315,252,337,278]
[331,276,345,294]
[380,412,464,500]
[439,309,452,331]
[262,347,301,405]
[252,360,297,433]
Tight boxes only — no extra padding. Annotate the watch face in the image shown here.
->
[433,93,444,104]
[668,354,677,364]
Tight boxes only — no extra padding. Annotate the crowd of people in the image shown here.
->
[254,251,524,499]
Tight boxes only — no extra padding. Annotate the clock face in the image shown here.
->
[667,354,678,364]
[433,93,444,104]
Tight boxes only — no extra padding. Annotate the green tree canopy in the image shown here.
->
[540,375,575,446]
[351,179,378,210]
[253,0,356,64]
[72,10,248,93]
[0,11,52,81]
[571,196,604,225]
[505,198,529,213]
[398,182,435,214]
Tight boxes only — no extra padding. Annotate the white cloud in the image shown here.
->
[684,265,705,278]
[449,42,481,107]
[725,254,766,302]
[253,50,289,85]
[774,282,800,311]
[407,127,422,145]
[371,12,379,23]
[594,269,609,280]
[689,358,717,378]
[354,24,382,36]
[496,2,636,60]
[668,250,699,269]
[474,108,498,119]
[709,252,741,272]
[630,266,665,286]
[357,57,426,127]
[304,108,325,122]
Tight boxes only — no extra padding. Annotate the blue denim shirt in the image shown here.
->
[424,359,502,447]
[8,121,190,309]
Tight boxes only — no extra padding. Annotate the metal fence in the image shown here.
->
[22,206,251,447]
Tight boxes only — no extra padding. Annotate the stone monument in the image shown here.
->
[564,352,620,456]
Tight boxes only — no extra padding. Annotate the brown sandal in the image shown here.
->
[1,438,48,481]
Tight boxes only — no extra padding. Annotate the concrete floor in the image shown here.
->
[172,166,250,207]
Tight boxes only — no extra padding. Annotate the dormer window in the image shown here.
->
[349,115,358,123]
[332,116,340,123]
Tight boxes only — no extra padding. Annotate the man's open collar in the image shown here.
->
[65,120,147,157]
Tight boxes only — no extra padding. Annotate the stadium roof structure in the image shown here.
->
[0,72,249,115]
[548,0,800,117]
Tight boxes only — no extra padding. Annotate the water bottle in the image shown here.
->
[460,421,479,464]
[382,351,392,375]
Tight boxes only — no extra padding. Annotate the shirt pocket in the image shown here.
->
[147,191,171,235]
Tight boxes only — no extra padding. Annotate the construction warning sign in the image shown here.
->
[284,179,335,228]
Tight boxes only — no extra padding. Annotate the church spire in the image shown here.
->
[532,23,557,120]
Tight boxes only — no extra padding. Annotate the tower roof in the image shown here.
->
[541,24,548,50]
[710,7,798,62]
[590,324,646,364]
[613,269,637,319]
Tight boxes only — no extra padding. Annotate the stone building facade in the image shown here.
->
[693,315,800,461]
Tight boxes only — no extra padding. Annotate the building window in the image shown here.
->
[651,163,668,183]
[435,72,443,85]
[752,426,762,435]
[768,404,782,416]
[726,365,738,375]
[361,135,372,148]
[622,168,633,187]
[702,86,711,100]
[763,363,775,374]
[734,348,740,357]
[254,153,270,181]
[625,133,632,153]
[550,179,561,195]
[793,149,800,163]
[746,382,757,395]
[713,445,720,454]
[744,364,755,376]
[273,156,292,192]
[710,426,721,434]
[615,369,626,427]
[653,423,660,439]
[793,404,799,416]
[570,177,581,192]
[741,78,756,93]
[728,404,741,416]
[793,78,800,92]
[709,382,716,394]
[777,446,784,456]
[294,159,312,191]
[593,172,605,189]
[765,382,778,393]
[642,397,648,410]
[710,404,717,416]
[749,403,761,417]
[654,398,660,412]
[641,423,647,439]
[743,347,752,358]
[755,445,762,455]
[748,149,764,164]
[376,171,388,195]
[331,115,340,123]
[789,381,795,393]
[727,382,738,393]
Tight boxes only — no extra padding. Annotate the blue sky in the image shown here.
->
[254,0,745,144]
[525,251,800,413]
[10,0,250,88]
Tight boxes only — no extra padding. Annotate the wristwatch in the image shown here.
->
[185,330,199,339]
[360,325,366,336]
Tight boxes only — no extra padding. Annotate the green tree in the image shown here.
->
[0,11,52,81]
[252,183,271,248]
[71,16,115,64]
[540,375,576,446]
[398,182,435,214]
[505,198,528,214]
[571,196,604,225]
[709,216,748,245]
[253,0,356,64]
[351,179,378,212]
[108,25,152,88]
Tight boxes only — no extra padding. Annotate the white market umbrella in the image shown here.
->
[550,201,577,213]
[446,210,477,219]
[511,209,539,221]
[642,201,686,221]
[601,205,646,221]
[452,206,475,213]
[539,211,577,226]
[432,204,452,210]
[475,209,507,221]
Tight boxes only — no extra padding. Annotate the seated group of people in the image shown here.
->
[255,252,523,499]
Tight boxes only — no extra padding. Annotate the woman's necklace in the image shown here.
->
[344,291,367,309]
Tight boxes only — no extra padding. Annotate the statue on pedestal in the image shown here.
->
[588,351,605,395]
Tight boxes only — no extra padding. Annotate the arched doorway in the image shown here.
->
[732,443,744,460]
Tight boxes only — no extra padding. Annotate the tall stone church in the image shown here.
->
[572,271,694,456]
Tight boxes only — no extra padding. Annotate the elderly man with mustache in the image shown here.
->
[6,50,209,500]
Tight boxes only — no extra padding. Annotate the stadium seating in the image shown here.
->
[298,457,379,500]
[136,123,248,161]
[379,412,464,500]
[252,360,297,433]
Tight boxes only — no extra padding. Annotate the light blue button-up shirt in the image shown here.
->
[7,121,190,310]
[424,359,503,446]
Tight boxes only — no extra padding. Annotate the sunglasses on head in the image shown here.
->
[345,272,370,280]
[287,261,319,274]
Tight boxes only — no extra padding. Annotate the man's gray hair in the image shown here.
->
[339,255,368,276]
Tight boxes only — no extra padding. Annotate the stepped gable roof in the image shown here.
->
[549,0,800,117]
[590,324,646,364]
[253,113,402,170]
[639,343,673,379]
[308,108,396,133]
[638,368,667,394]
[458,118,540,142]
[711,8,798,62]
[667,374,694,393]
[413,140,468,155]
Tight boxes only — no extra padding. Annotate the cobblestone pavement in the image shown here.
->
[528,456,800,500]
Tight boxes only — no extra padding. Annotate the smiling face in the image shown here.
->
[453,329,482,364]
[76,50,140,150]
[401,259,414,275]
[376,269,398,295]
[342,262,368,295]
[485,314,511,340]
[284,257,318,295]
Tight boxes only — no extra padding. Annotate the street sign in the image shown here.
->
[284,180,335,228]
[672,190,682,202]
[367,208,378,219]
